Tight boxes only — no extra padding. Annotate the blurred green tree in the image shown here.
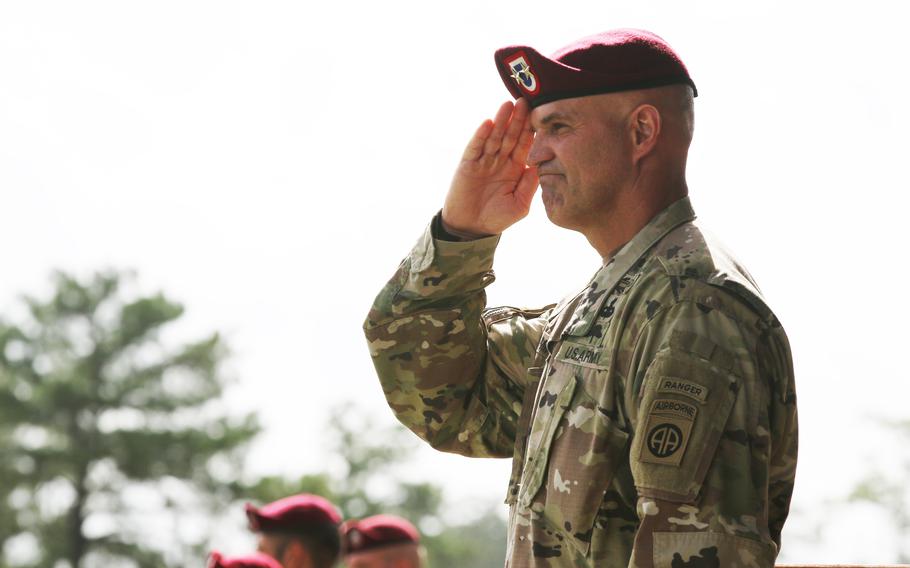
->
[0,270,259,568]
[847,420,910,563]
[241,404,507,568]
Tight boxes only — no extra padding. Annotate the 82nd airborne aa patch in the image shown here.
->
[640,398,697,467]
[505,52,540,95]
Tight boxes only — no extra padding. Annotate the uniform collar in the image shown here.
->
[563,196,696,337]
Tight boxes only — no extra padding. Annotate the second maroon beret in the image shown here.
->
[245,494,341,534]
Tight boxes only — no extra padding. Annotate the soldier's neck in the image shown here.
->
[586,181,688,261]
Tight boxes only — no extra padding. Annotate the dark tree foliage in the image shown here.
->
[240,404,507,568]
[0,271,260,568]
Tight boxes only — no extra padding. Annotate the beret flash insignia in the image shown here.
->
[504,52,540,95]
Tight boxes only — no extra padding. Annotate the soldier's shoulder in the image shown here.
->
[648,220,721,279]
[643,221,777,324]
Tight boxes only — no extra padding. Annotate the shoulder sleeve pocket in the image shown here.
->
[630,349,738,501]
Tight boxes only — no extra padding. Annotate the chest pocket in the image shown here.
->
[518,360,576,510]
[518,340,630,557]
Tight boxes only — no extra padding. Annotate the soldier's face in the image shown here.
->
[345,544,421,568]
[257,533,311,568]
[345,552,387,568]
[257,533,290,565]
[527,95,632,232]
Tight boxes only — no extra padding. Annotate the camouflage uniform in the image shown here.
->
[363,197,797,567]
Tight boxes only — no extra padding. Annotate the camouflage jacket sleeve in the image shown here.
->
[363,216,551,458]
[621,279,798,568]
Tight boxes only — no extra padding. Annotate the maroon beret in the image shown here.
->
[495,29,697,108]
[207,552,283,568]
[245,494,341,534]
[341,514,420,555]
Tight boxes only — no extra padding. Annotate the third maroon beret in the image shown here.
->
[495,28,697,108]
[341,514,420,555]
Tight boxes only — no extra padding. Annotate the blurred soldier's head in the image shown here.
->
[340,515,424,568]
[245,494,342,568]
[208,551,285,568]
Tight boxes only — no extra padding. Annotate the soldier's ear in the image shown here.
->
[629,104,661,165]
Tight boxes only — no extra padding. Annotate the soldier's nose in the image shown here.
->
[527,137,553,167]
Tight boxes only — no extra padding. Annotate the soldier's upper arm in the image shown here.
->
[629,336,739,502]
[626,294,785,568]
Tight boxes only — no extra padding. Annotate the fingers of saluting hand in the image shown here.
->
[513,106,535,164]
[461,100,533,164]
[499,97,531,159]
[482,101,516,158]
[513,165,539,210]
[462,119,495,161]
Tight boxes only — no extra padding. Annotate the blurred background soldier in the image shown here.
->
[245,493,342,568]
[208,551,285,568]
[341,514,425,568]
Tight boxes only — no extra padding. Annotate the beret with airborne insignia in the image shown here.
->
[494,28,697,108]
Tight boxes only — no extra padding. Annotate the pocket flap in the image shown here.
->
[518,368,576,510]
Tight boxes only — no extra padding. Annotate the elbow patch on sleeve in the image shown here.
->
[630,347,739,502]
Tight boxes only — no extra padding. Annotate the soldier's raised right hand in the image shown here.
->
[441,99,539,238]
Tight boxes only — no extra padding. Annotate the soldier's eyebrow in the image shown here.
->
[539,112,572,125]
[532,111,574,131]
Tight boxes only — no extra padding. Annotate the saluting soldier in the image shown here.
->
[364,29,797,568]
[363,29,798,568]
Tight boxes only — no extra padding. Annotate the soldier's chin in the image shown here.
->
[541,190,568,227]
[541,186,560,206]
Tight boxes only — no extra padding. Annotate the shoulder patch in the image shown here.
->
[649,398,698,420]
[639,396,700,467]
[656,377,709,403]
[640,415,692,466]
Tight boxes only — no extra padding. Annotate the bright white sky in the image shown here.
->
[2,0,909,563]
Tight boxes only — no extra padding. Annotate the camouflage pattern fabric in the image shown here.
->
[363,197,798,568]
